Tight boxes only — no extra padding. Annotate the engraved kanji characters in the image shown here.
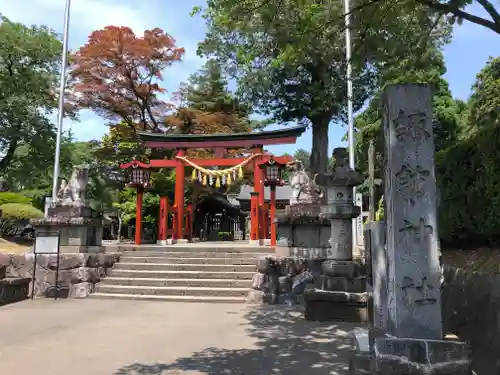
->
[393,109,431,142]
[399,218,433,244]
[395,164,430,206]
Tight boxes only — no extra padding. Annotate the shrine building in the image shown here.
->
[120,126,307,246]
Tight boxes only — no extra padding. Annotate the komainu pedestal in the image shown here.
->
[303,148,368,323]
[30,166,103,253]
[275,160,330,259]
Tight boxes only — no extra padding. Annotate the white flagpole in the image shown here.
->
[343,0,358,247]
[51,0,72,202]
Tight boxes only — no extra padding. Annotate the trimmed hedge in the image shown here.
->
[0,203,44,220]
[0,192,31,206]
[436,125,500,247]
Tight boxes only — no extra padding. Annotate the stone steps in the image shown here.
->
[91,293,246,303]
[109,245,269,254]
[119,256,256,265]
[121,251,270,258]
[96,284,249,297]
[101,277,253,288]
[113,262,256,272]
[108,269,256,280]
[93,245,266,303]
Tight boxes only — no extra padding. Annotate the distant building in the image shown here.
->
[229,184,293,212]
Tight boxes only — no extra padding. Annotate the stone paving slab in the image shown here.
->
[0,299,357,375]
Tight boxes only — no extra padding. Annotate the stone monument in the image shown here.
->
[350,84,471,374]
[31,165,104,253]
[302,147,368,322]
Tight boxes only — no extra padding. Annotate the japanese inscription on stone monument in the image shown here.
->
[395,164,430,205]
[383,84,442,340]
[393,109,431,142]
[399,218,433,245]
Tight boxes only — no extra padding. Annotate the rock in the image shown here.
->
[57,254,88,270]
[291,270,314,295]
[0,253,8,279]
[76,267,101,283]
[278,275,293,293]
[4,253,116,298]
[246,289,265,304]
[0,253,10,267]
[252,272,265,290]
[69,282,94,298]
[256,256,271,273]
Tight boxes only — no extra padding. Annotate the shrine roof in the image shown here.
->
[136,125,307,148]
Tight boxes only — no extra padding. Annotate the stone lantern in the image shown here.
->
[302,147,368,322]
[314,147,363,260]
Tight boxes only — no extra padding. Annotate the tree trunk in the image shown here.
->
[308,115,330,174]
[0,139,19,171]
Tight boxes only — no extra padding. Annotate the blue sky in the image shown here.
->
[1,0,498,157]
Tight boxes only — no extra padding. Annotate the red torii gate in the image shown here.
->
[120,125,307,245]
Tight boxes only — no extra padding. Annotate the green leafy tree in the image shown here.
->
[194,0,450,173]
[355,49,463,195]
[464,56,500,136]
[352,0,500,35]
[167,60,262,238]
[113,188,161,242]
[293,149,311,171]
[0,16,70,173]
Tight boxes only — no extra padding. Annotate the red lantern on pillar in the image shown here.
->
[124,162,152,188]
[260,158,285,187]
[259,158,285,246]
[120,160,152,245]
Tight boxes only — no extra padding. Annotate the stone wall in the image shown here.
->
[442,265,500,375]
[0,252,119,298]
[0,277,31,305]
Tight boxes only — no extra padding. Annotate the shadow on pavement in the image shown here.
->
[114,305,359,375]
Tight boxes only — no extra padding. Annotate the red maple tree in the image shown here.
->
[70,26,184,132]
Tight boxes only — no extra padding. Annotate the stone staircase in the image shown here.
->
[92,244,270,303]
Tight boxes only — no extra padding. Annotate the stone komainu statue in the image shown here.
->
[287,160,322,205]
[56,165,89,206]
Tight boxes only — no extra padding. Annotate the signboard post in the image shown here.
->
[355,193,364,247]
[32,231,61,300]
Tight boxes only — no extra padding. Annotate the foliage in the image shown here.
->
[0,203,44,220]
[293,149,311,172]
[0,192,31,206]
[70,26,185,132]
[0,15,69,173]
[113,188,160,229]
[375,195,384,221]
[436,124,500,246]
[167,59,261,156]
[195,0,375,173]
[464,56,500,137]
[4,130,77,192]
[194,0,452,173]
[355,49,462,198]
[351,0,500,35]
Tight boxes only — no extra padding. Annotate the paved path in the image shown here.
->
[0,299,357,375]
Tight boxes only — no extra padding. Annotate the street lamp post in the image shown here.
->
[51,0,72,202]
[343,0,358,247]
